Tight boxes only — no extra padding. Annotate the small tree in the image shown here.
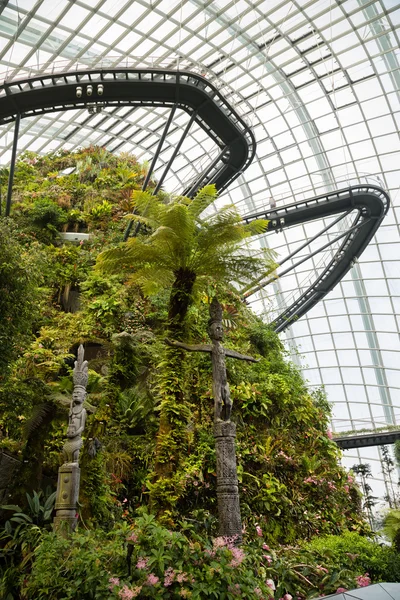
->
[352,463,378,530]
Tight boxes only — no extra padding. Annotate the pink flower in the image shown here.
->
[282,595,293,600]
[176,572,188,583]
[336,588,348,593]
[254,587,263,597]
[356,573,371,587]
[262,543,270,550]
[263,554,272,564]
[256,525,263,537]
[164,567,175,587]
[109,577,120,590]
[266,579,276,590]
[136,557,148,569]
[344,485,350,493]
[213,536,226,549]
[326,430,333,439]
[146,573,159,586]
[230,547,245,567]
[127,531,138,542]
[118,586,138,600]
[316,565,329,573]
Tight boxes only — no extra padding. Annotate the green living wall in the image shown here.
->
[0,146,393,600]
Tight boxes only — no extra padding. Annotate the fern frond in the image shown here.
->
[23,402,57,440]
[188,184,218,219]
[131,190,162,219]
[161,204,195,247]
[242,218,269,236]
[123,214,153,227]
[128,265,174,296]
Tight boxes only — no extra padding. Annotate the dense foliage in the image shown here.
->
[0,146,393,598]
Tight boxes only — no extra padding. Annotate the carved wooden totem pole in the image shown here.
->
[166,298,258,544]
[53,344,88,532]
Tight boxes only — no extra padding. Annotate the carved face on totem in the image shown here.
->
[208,321,224,342]
[71,386,86,410]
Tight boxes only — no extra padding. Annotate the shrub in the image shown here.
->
[0,220,41,379]
[305,531,400,584]
[23,527,126,599]
[23,515,274,600]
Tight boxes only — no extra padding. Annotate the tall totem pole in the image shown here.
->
[166,298,259,544]
[53,344,88,532]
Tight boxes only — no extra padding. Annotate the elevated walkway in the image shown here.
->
[0,67,390,333]
[242,184,390,332]
[0,66,255,198]
[334,429,400,450]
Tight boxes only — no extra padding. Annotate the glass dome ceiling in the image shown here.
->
[1,0,400,508]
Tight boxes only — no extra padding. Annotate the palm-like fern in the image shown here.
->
[382,509,400,550]
[97,184,275,335]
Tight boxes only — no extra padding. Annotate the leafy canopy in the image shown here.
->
[96,185,276,296]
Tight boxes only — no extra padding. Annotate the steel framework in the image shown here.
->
[242,184,390,332]
[0,66,256,214]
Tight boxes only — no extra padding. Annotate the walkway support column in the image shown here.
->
[5,113,20,217]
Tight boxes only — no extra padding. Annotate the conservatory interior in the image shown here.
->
[0,0,400,599]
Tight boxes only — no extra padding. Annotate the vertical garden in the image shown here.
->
[0,146,399,599]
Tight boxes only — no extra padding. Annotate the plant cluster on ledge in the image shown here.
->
[0,146,396,599]
[333,425,400,438]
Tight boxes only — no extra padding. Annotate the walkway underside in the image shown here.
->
[334,429,400,450]
[242,184,390,333]
[0,67,255,196]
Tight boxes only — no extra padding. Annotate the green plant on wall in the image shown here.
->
[0,147,377,600]
[96,185,277,512]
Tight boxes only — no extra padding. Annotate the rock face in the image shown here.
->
[0,450,21,504]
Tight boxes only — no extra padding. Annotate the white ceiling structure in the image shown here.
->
[1,0,400,508]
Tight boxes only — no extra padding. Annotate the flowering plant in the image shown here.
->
[112,511,274,599]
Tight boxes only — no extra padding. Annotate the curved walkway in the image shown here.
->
[0,69,390,331]
[242,184,390,332]
[0,66,255,196]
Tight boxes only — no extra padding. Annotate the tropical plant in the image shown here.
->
[96,185,276,510]
[97,185,274,332]
[382,509,400,552]
[0,147,368,553]
[23,514,275,600]
[0,220,42,380]
[0,489,56,600]
[1,489,56,532]
[305,530,400,586]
